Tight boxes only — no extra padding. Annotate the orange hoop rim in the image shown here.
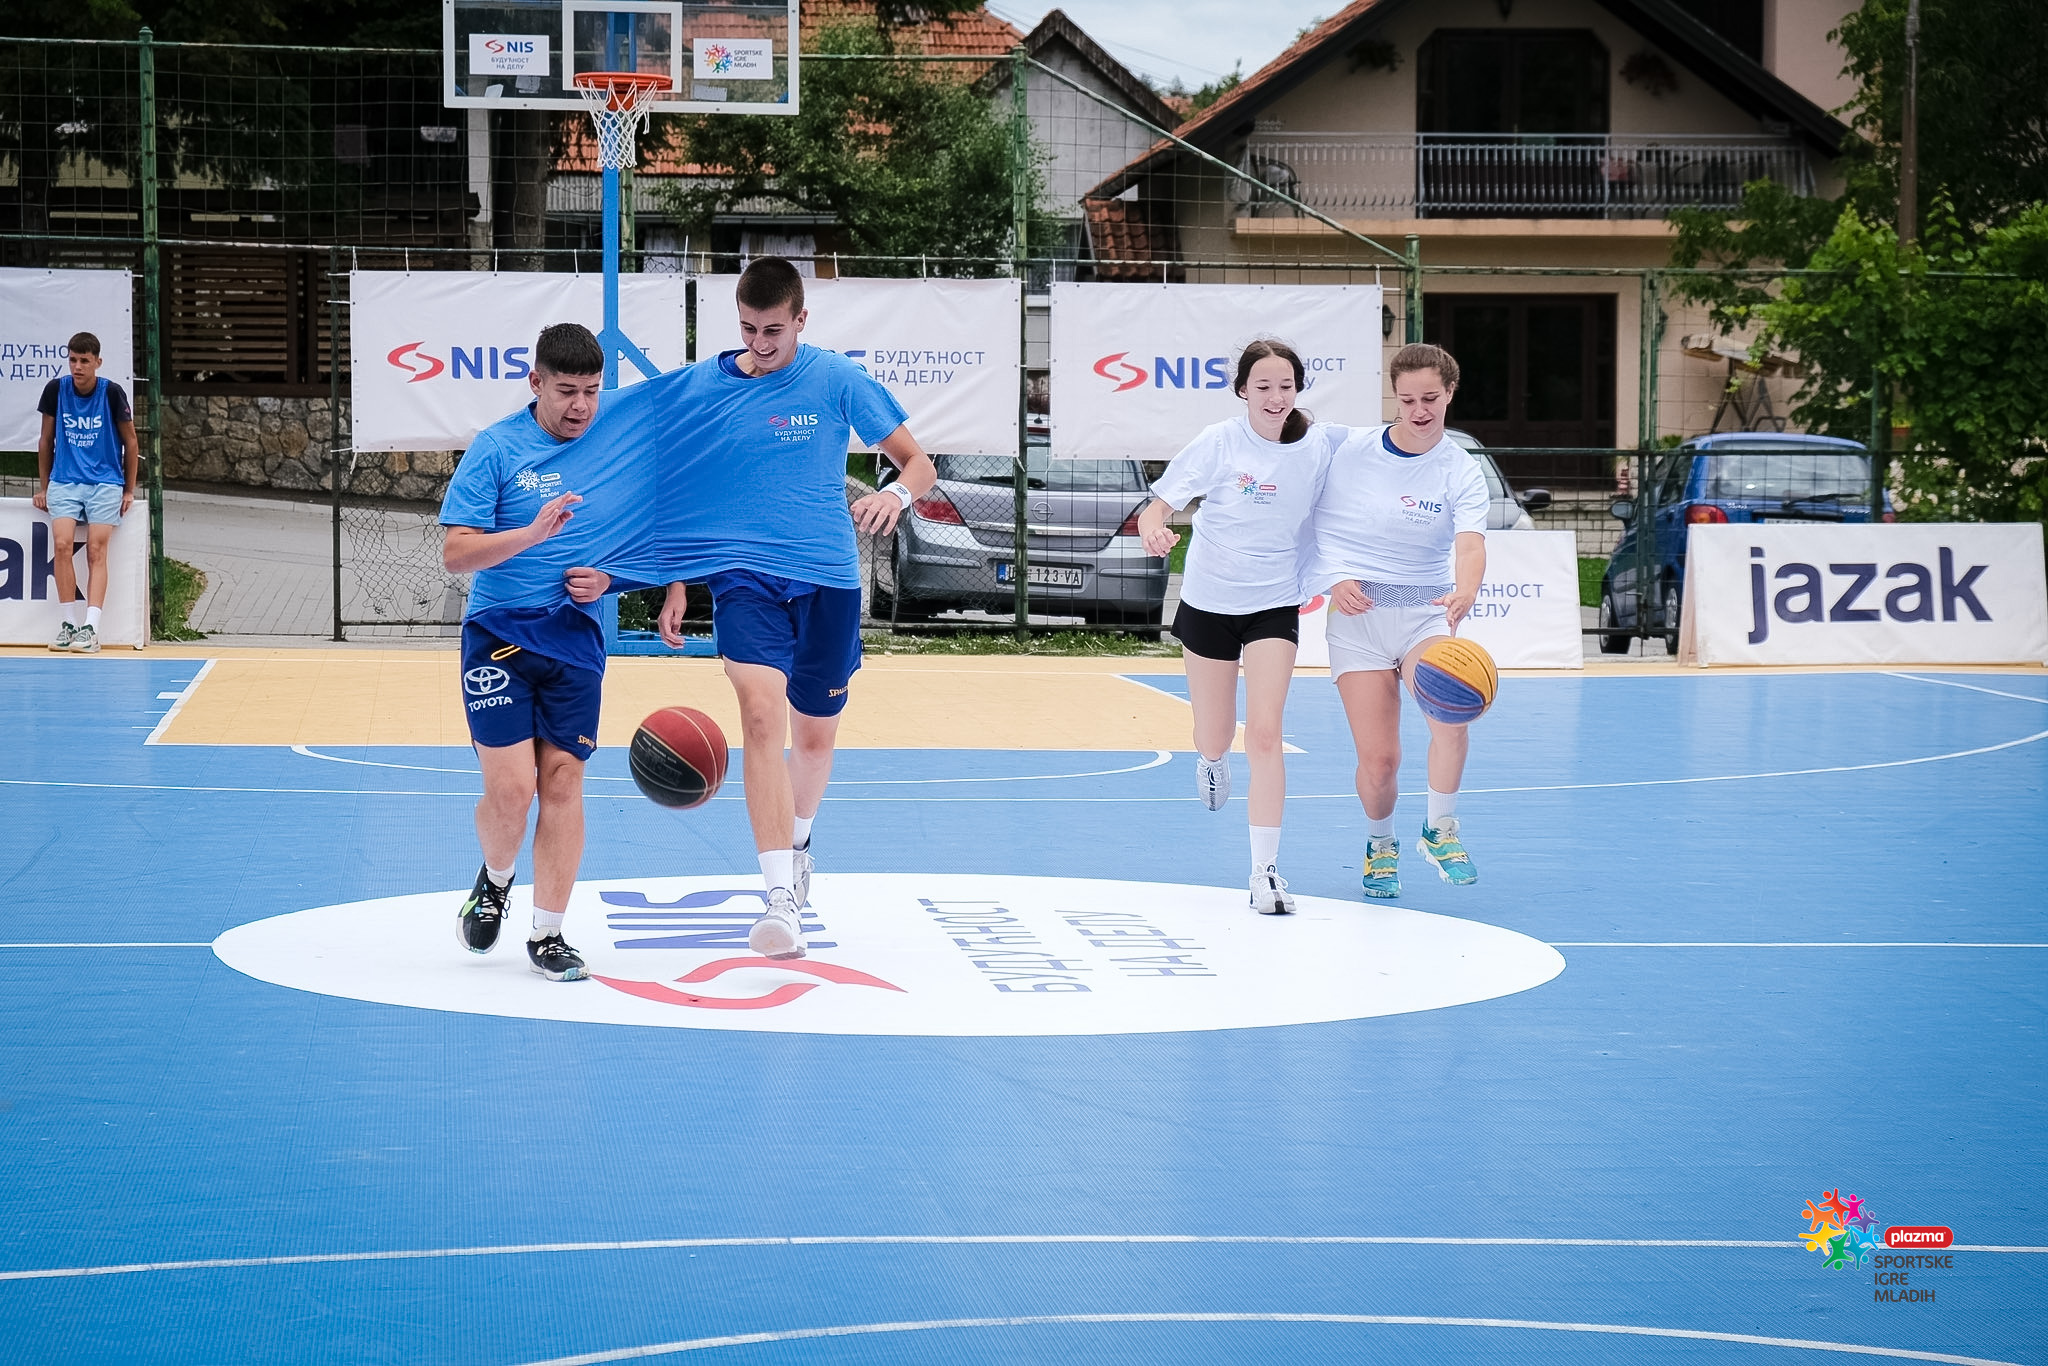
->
[572,70,673,112]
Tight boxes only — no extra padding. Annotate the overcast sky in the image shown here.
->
[982,1,1337,91]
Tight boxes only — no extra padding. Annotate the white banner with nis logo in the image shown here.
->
[1049,283,1383,460]
[1678,522,2048,666]
[694,275,1022,457]
[0,268,134,451]
[349,271,688,452]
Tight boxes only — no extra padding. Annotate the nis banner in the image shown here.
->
[0,268,134,452]
[695,275,1022,457]
[349,271,687,452]
[1049,283,1382,460]
[1678,522,2048,666]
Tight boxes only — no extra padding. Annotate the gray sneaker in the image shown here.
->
[1195,754,1231,811]
[792,842,814,909]
[748,889,806,960]
[69,624,100,653]
[49,621,78,651]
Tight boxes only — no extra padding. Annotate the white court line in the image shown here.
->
[0,943,210,949]
[1887,672,2048,705]
[5,1233,2040,1281]
[512,1315,2026,1366]
[1117,675,1308,753]
[142,658,216,746]
[287,744,1175,786]
[1554,942,2048,948]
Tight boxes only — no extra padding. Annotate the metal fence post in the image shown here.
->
[1868,366,1886,518]
[1637,269,1665,648]
[330,246,344,642]
[1404,234,1423,343]
[1010,44,1031,641]
[138,27,165,635]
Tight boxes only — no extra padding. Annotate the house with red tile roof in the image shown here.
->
[1079,0,1862,459]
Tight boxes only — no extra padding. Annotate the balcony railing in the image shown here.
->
[1237,133,1814,219]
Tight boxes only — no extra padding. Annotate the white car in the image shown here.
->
[1447,427,1550,530]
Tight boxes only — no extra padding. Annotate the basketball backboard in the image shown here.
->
[443,0,798,115]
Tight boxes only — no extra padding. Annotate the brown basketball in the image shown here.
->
[629,706,729,810]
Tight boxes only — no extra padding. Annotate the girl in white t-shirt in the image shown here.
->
[1136,340,1337,915]
[1308,342,1488,900]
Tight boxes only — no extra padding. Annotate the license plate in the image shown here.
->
[995,562,1083,588]
[1760,516,1826,523]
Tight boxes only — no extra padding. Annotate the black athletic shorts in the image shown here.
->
[1170,601,1301,662]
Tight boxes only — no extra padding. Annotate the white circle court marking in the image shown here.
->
[211,873,1565,1036]
[511,1315,2025,1366]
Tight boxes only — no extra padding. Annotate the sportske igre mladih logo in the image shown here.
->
[702,43,735,75]
[1800,1187,1953,1302]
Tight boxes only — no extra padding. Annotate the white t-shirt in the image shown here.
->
[1151,415,1336,615]
[1310,424,1489,590]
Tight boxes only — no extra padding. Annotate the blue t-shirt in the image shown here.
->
[624,345,909,590]
[438,399,661,674]
[38,377,131,486]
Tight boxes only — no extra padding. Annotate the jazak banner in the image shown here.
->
[1678,522,2048,666]
[693,276,1023,457]
[349,271,687,452]
[0,269,134,453]
[1049,283,1382,460]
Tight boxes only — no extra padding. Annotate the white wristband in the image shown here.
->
[888,481,915,509]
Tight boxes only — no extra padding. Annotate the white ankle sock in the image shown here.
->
[1367,812,1396,840]
[1427,788,1457,826]
[485,864,514,888]
[85,606,101,629]
[792,815,814,850]
[1249,824,1281,871]
[66,601,85,627]
[530,908,564,939]
[759,849,794,898]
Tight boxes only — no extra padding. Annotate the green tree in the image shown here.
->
[651,25,1044,273]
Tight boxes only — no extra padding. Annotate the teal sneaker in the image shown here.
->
[49,621,77,651]
[1420,817,1478,886]
[1361,836,1401,900]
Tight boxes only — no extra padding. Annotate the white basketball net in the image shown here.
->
[574,75,669,171]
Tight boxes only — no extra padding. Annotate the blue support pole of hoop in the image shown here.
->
[599,163,659,390]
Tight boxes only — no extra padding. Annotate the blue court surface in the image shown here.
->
[1,656,2043,1364]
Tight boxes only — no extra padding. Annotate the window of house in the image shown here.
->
[1418,31,1610,135]
[1423,293,1618,486]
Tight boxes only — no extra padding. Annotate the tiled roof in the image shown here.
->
[1081,196,1183,281]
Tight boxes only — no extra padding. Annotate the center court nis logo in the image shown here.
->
[209,873,1566,1037]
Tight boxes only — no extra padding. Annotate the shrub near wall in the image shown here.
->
[161,396,457,503]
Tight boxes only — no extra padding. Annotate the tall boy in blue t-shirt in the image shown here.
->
[653,257,938,960]
[34,331,139,653]
[439,323,643,983]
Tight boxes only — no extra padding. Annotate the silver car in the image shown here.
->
[1446,427,1551,530]
[872,451,1166,626]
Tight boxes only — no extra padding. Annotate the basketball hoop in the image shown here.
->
[573,71,672,171]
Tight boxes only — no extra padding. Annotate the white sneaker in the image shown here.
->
[748,889,806,959]
[69,624,100,653]
[1249,865,1296,915]
[1196,754,1231,811]
[792,842,813,909]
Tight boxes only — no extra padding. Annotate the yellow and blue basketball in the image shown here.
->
[1410,637,1498,725]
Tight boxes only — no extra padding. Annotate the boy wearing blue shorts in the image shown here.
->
[35,331,139,653]
[654,257,937,959]
[439,323,639,981]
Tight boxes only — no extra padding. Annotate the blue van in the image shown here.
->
[1599,432,1891,653]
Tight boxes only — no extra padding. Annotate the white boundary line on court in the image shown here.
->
[1553,942,2048,948]
[141,659,216,746]
[510,1314,2027,1366]
[0,943,211,949]
[4,1233,2041,1282]
[284,745,1176,786]
[1886,672,2048,705]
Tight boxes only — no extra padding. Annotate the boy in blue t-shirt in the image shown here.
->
[438,323,645,982]
[34,331,140,653]
[652,257,938,960]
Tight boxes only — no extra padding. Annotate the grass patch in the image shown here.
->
[157,558,207,640]
[1167,537,1188,575]
[0,451,37,477]
[864,627,1177,657]
[1577,556,1607,609]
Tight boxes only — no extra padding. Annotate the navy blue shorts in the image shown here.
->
[460,621,603,761]
[708,571,863,718]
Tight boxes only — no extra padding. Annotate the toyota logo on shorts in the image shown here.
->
[464,666,510,696]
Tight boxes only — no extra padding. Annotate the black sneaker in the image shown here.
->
[526,933,588,982]
[457,865,509,954]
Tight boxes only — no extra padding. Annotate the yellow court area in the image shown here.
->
[150,650,1204,750]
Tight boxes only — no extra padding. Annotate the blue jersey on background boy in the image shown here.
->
[34,331,139,652]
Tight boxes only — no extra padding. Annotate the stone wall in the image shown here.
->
[161,396,458,503]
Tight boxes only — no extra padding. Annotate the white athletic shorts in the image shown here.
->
[1326,600,1451,677]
